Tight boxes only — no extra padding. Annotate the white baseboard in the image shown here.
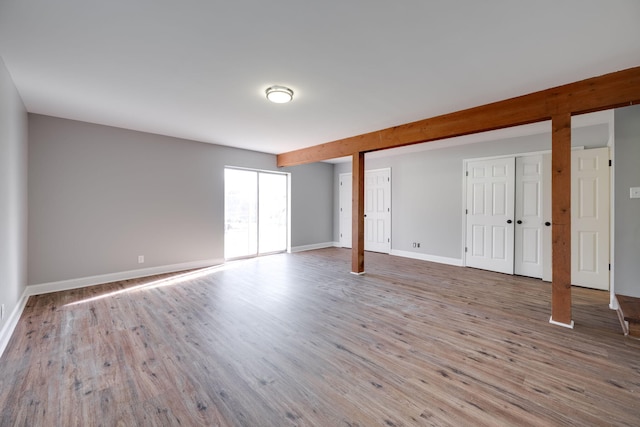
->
[290,242,338,253]
[0,290,29,358]
[25,258,224,297]
[549,317,575,329]
[610,294,620,310]
[390,249,463,267]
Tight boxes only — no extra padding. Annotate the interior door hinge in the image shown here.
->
[609,263,611,271]
[465,247,468,253]
[466,171,469,177]
[465,209,468,214]
[609,160,612,167]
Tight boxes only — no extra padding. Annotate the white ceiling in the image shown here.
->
[1,1,639,156]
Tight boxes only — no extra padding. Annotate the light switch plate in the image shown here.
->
[630,187,640,199]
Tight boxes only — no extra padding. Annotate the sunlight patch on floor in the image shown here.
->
[63,260,247,307]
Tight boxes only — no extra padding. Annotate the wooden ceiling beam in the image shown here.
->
[277,66,640,167]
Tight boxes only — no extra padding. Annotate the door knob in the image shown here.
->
[517,220,522,224]
[507,219,512,224]
[545,221,551,226]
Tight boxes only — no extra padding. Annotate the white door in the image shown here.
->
[542,154,553,282]
[540,149,609,289]
[465,158,515,274]
[571,147,610,290]
[514,155,544,278]
[339,173,352,248]
[365,168,392,253]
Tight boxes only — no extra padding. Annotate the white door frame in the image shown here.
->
[224,167,290,259]
[606,111,616,309]
[364,168,392,254]
[338,172,352,248]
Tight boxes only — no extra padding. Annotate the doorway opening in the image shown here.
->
[224,168,289,259]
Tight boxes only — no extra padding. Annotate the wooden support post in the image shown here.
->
[351,152,365,274]
[550,113,573,328]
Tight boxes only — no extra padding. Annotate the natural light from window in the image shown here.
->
[224,168,288,259]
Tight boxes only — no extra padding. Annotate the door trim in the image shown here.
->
[338,172,352,248]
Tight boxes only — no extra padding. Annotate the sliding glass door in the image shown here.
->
[224,168,288,259]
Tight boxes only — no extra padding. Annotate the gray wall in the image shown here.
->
[0,57,28,331]
[28,115,333,285]
[288,163,335,246]
[334,124,609,260]
[614,105,640,298]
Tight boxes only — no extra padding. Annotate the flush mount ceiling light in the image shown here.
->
[265,85,294,103]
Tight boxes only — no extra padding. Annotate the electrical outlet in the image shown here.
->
[138,255,145,264]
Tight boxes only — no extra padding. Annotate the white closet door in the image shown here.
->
[515,155,544,278]
[465,158,515,274]
[364,168,391,254]
[339,173,352,248]
[542,154,553,282]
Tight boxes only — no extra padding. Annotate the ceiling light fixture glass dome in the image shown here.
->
[266,85,294,103]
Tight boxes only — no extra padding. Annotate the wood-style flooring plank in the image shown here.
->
[1,248,639,426]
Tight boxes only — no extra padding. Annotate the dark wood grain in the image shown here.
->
[617,295,640,339]
[1,249,638,426]
[352,152,365,273]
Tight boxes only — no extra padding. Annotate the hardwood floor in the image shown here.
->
[1,248,639,426]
